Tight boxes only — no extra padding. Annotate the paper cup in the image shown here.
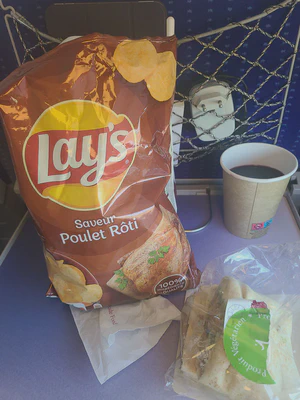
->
[220,143,298,239]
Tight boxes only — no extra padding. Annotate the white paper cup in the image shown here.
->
[220,143,298,239]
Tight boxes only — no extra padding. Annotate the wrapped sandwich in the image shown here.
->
[169,276,300,400]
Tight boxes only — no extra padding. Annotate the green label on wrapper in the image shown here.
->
[223,299,275,385]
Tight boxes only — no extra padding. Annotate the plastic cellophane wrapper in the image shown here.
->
[0,34,200,310]
[166,243,300,400]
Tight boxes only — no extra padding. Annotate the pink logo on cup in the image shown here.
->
[251,222,264,230]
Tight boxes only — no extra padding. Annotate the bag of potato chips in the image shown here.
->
[0,33,200,309]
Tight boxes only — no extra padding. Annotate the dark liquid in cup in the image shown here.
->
[230,165,284,179]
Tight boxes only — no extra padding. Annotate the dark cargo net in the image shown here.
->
[1,0,299,166]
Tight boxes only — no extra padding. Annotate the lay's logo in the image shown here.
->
[23,100,137,210]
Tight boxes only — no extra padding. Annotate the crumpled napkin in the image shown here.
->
[71,296,180,384]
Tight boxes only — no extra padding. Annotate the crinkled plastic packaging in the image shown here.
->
[0,33,200,309]
[166,243,300,400]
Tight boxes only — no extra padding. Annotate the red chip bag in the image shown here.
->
[0,34,200,309]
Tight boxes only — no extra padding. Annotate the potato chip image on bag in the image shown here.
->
[0,33,200,309]
[113,39,157,83]
[145,51,177,102]
[45,251,103,305]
